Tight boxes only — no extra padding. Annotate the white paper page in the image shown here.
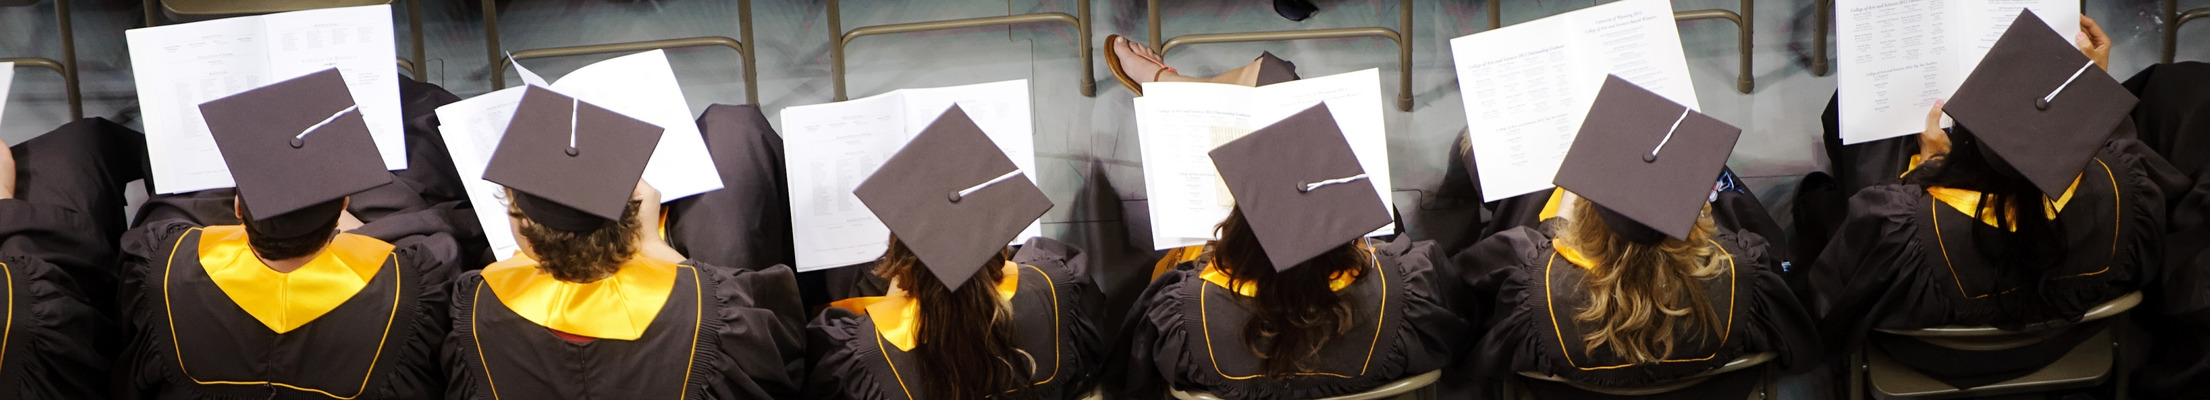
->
[127,17,271,194]
[780,93,908,271]
[896,80,1045,245]
[1569,0,1700,109]
[542,50,724,201]
[1952,1,2077,81]
[431,87,527,260]
[1837,0,1952,144]
[511,55,549,87]
[0,62,13,130]
[1452,0,1697,200]
[1133,84,1254,250]
[261,5,403,171]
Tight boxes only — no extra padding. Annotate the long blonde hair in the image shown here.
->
[1554,199,1727,365]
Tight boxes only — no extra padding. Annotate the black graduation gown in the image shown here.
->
[7,118,148,314]
[1107,237,1465,400]
[0,118,144,398]
[1795,92,1924,276]
[808,237,1104,400]
[2126,63,2210,398]
[444,260,807,400]
[0,250,112,399]
[1809,137,2185,388]
[1447,226,1815,399]
[664,104,796,273]
[112,217,462,400]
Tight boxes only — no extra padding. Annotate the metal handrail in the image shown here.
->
[5,0,77,119]
[481,0,757,104]
[827,0,1093,101]
[1674,3,1754,93]
[2170,0,2210,63]
[1148,0,1414,111]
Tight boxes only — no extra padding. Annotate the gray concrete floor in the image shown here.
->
[0,0,2200,397]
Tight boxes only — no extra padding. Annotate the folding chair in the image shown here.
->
[1815,0,1830,76]
[1849,291,2141,400]
[826,0,1090,101]
[1170,370,1443,400]
[1507,352,1778,399]
[145,0,426,81]
[2167,0,2210,62]
[2,0,80,119]
[1504,0,1753,93]
[481,0,758,104]
[1147,0,1414,111]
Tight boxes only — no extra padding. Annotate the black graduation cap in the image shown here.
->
[201,68,390,236]
[853,105,1052,292]
[483,86,664,232]
[1946,9,2138,198]
[1209,104,1392,271]
[1555,75,1740,244]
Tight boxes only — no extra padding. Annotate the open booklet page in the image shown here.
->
[128,5,401,194]
[780,79,1039,271]
[435,89,526,261]
[1450,0,1697,201]
[1136,68,1392,251]
[1838,0,2076,144]
[0,62,12,131]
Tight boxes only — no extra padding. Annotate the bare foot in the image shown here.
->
[1112,36,1172,84]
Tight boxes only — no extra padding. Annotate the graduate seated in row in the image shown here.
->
[1808,12,2190,391]
[1104,34,1302,93]
[441,86,806,399]
[806,106,1102,400]
[113,70,464,400]
[1795,14,2113,264]
[1447,77,1818,399]
[0,118,146,399]
[1109,105,1468,399]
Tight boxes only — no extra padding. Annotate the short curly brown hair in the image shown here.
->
[506,189,641,282]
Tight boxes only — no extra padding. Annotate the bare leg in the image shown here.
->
[1114,37,1270,87]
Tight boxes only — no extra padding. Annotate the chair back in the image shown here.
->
[1873,292,2141,351]
[0,0,39,8]
[159,0,390,23]
[1515,352,1775,396]
[1168,370,1442,400]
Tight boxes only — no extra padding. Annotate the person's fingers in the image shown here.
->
[1925,99,1945,132]
[2082,15,2108,47]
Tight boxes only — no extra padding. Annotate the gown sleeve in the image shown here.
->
[440,270,487,400]
[699,262,808,399]
[1440,226,1546,399]
[1719,231,1823,374]
[1377,239,1473,375]
[0,198,120,315]
[1100,262,1199,400]
[804,306,891,400]
[0,253,115,399]
[1011,237,1106,396]
[1806,185,1927,357]
[111,219,201,399]
[377,233,462,399]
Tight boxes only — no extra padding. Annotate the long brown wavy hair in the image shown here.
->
[874,235,1034,399]
[1554,198,1727,365]
[507,188,641,282]
[1206,209,1373,377]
